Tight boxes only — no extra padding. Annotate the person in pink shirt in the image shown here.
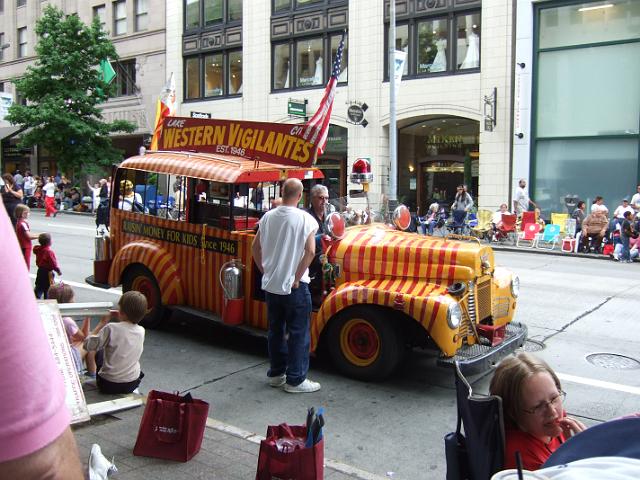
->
[0,199,83,478]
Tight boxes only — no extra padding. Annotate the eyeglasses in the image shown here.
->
[315,196,329,200]
[522,391,566,415]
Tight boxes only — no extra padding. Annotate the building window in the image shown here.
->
[532,0,640,214]
[0,33,4,61]
[93,5,106,28]
[184,50,242,100]
[274,0,329,13]
[184,0,242,30]
[17,0,26,7]
[135,0,148,32]
[17,27,27,58]
[113,0,127,36]
[0,1,4,13]
[114,59,137,96]
[272,33,347,91]
[384,3,481,79]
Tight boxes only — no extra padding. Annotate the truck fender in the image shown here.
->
[109,240,185,306]
[311,278,458,353]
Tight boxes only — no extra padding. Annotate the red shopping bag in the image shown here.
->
[133,390,209,462]
[255,424,324,480]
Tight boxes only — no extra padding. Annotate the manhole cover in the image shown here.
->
[586,353,640,370]
[523,339,545,352]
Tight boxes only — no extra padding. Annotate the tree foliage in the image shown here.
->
[6,5,136,174]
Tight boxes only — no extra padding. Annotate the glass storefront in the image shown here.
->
[398,117,479,212]
[533,0,640,214]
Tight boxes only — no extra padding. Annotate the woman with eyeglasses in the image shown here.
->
[490,352,586,471]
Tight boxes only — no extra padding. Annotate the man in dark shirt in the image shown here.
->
[305,184,329,235]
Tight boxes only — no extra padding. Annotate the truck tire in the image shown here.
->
[326,306,405,381]
[122,265,167,328]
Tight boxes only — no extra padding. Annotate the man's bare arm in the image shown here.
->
[0,427,83,480]
[293,230,317,288]
[251,231,264,274]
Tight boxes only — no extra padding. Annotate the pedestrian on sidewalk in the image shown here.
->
[83,291,146,394]
[1,173,24,228]
[14,204,39,269]
[513,178,537,216]
[619,211,637,263]
[42,176,58,217]
[33,233,61,299]
[252,178,321,393]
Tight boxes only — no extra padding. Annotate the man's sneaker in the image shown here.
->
[284,379,321,393]
[268,374,286,388]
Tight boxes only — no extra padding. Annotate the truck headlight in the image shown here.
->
[447,302,462,329]
[511,276,520,298]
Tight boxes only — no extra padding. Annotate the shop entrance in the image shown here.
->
[398,116,479,213]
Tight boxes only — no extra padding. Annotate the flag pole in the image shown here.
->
[388,0,398,204]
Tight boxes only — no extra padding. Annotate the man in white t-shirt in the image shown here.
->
[513,178,537,215]
[631,185,640,213]
[613,198,634,220]
[252,178,320,393]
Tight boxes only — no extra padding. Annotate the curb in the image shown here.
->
[490,244,612,261]
[204,417,389,480]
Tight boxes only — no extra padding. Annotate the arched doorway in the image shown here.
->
[398,116,479,213]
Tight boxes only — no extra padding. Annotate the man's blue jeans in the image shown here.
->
[265,283,312,386]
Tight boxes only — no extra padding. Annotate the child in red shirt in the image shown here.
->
[33,232,61,299]
[14,204,38,269]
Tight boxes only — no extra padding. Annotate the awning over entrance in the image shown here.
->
[0,126,24,141]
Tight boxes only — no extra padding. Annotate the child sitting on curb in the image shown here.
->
[47,283,108,376]
[83,291,147,394]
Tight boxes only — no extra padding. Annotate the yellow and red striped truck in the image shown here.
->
[90,148,526,380]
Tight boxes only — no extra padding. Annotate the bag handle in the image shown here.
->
[152,399,185,444]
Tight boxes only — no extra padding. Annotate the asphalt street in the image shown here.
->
[27,210,640,479]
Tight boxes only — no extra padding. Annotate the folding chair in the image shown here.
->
[536,224,560,250]
[516,223,541,247]
[519,211,537,231]
[448,210,468,235]
[550,213,569,235]
[470,209,493,240]
[495,214,517,243]
[444,362,505,480]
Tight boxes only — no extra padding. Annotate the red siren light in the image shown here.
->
[350,157,373,184]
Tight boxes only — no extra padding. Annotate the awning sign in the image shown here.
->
[160,117,320,168]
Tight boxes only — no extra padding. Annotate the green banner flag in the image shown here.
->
[100,59,116,84]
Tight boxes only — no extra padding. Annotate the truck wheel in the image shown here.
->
[326,306,405,381]
[123,265,166,328]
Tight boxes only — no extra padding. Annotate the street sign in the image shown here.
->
[347,105,365,125]
[288,99,307,117]
[191,111,211,119]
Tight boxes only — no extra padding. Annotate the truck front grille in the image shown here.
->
[476,278,492,321]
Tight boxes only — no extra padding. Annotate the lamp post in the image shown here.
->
[388,1,397,204]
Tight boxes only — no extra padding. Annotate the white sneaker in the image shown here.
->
[88,443,117,480]
[268,374,286,388]
[283,379,321,393]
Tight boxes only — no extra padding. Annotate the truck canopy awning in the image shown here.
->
[120,151,324,184]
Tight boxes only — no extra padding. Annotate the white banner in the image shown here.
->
[0,92,13,122]
[393,50,407,97]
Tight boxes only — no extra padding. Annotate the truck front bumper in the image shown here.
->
[437,321,528,375]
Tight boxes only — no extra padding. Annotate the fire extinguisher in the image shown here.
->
[219,259,244,326]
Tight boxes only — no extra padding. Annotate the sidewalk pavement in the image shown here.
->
[490,242,615,261]
[73,386,386,480]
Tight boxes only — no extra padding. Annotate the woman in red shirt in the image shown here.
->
[490,353,586,471]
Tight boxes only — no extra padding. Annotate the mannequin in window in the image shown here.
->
[461,26,479,69]
[313,56,323,85]
[431,33,447,72]
[283,60,290,88]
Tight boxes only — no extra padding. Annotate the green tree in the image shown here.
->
[6,5,135,174]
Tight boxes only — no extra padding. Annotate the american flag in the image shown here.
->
[304,30,346,156]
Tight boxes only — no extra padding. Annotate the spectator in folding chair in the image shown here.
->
[494,213,517,242]
[580,210,608,253]
[490,353,586,471]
